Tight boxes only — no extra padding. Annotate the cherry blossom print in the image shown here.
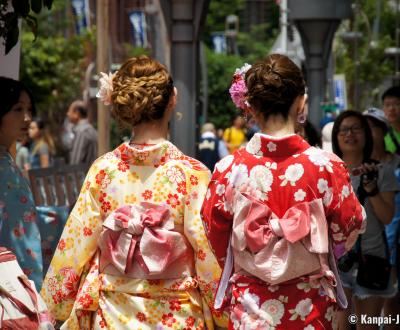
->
[205,188,211,200]
[197,249,206,261]
[289,298,313,321]
[162,313,176,327]
[166,193,180,208]
[190,175,199,185]
[304,148,333,173]
[317,179,329,193]
[294,189,306,202]
[136,312,146,322]
[341,185,350,200]
[267,141,277,152]
[216,184,226,196]
[57,239,66,251]
[296,281,320,293]
[304,325,315,330]
[260,299,285,326]
[249,165,273,193]
[19,195,28,204]
[142,190,153,200]
[169,299,182,311]
[246,134,262,155]
[322,188,333,206]
[166,166,185,184]
[117,161,129,172]
[78,293,94,309]
[279,163,304,186]
[268,285,279,293]
[265,161,278,170]
[186,316,196,327]
[177,181,187,195]
[215,155,234,173]
[83,227,93,236]
[228,164,249,188]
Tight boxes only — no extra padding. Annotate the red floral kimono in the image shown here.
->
[201,133,365,330]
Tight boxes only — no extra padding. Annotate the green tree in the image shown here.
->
[203,0,279,128]
[334,0,396,109]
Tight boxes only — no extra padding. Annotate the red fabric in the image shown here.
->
[201,133,365,328]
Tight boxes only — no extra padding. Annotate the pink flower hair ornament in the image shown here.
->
[96,71,117,106]
[229,63,251,110]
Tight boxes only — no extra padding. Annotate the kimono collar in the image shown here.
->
[114,140,185,166]
[245,132,310,158]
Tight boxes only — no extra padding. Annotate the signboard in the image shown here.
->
[334,74,348,111]
[129,11,148,48]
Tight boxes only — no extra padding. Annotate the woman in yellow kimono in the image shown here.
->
[41,56,227,329]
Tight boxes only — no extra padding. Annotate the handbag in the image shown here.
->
[355,232,392,291]
[0,247,54,329]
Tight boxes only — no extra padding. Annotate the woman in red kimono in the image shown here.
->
[201,54,366,329]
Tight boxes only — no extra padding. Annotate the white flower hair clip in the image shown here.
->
[96,71,117,106]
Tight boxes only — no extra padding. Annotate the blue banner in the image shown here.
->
[71,0,87,34]
[129,11,148,48]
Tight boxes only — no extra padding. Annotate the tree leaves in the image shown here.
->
[1,0,54,54]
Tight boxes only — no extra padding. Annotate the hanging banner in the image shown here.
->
[211,32,227,54]
[334,74,348,111]
[129,11,148,48]
[71,0,87,34]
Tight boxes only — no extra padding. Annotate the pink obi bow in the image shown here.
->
[98,202,189,276]
[232,194,328,285]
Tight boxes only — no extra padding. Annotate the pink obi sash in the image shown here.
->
[215,194,346,309]
[98,202,194,279]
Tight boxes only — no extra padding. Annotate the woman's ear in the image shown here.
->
[297,94,308,117]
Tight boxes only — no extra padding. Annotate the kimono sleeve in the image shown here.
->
[201,164,234,267]
[183,168,228,329]
[40,162,102,321]
[327,161,366,259]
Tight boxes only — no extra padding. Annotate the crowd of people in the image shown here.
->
[0,54,400,329]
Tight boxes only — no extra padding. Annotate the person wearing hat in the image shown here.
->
[363,107,400,327]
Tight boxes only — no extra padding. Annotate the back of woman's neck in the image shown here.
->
[130,122,168,145]
[258,115,295,137]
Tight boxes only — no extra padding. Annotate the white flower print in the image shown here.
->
[332,232,344,241]
[234,289,274,328]
[206,189,211,200]
[260,299,285,326]
[166,166,184,184]
[215,155,234,173]
[279,163,304,186]
[294,189,306,202]
[267,141,277,152]
[296,281,320,293]
[229,164,249,188]
[325,306,335,322]
[341,185,350,200]
[289,298,313,321]
[246,134,262,156]
[317,178,329,193]
[323,188,333,206]
[249,165,274,193]
[216,184,226,196]
[330,222,340,232]
[304,325,315,330]
[304,148,333,173]
[268,285,279,292]
[265,162,277,170]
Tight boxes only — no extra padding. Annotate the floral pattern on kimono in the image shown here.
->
[0,146,43,289]
[201,133,365,330]
[41,141,227,329]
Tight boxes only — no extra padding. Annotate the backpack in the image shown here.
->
[0,248,54,329]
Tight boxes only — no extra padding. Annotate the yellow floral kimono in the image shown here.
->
[41,141,227,329]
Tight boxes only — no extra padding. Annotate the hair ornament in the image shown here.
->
[96,71,117,106]
[229,63,251,110]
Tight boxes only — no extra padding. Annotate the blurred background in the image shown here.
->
[0,0,399,156]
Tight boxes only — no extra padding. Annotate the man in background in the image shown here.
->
[383,86,400,155]
[67,100,98,165]
[198,122,229,170]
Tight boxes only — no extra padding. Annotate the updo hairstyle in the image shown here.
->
[245,54,306,120]
[111,56,174,128]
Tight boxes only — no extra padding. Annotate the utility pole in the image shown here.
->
[96,0,110,156]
